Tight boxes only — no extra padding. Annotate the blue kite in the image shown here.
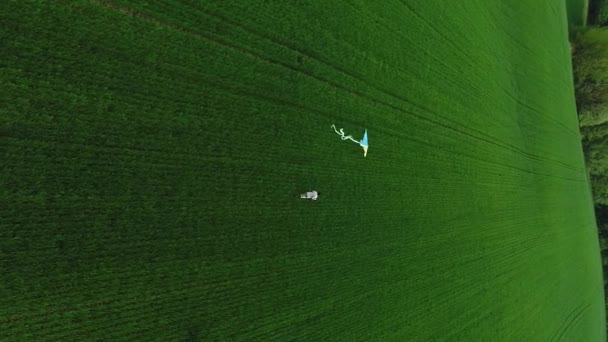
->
[331,124,368,157]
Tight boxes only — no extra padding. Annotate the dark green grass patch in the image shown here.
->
[567,0,589,26]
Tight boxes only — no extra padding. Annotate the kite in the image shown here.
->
[331,124,369,157]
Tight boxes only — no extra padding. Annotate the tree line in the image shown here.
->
[571,2,608,310]
[573,27,608,206]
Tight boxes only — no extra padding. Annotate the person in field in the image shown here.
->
[299,190,319,200]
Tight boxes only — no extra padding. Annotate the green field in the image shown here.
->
[567,0,589,26]
[1,0,606,340]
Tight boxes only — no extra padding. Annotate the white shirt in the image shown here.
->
[306,191,319,200]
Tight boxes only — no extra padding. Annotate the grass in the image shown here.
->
[567,0,590,26]
[1,0,605,340]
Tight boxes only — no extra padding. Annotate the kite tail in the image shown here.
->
[331,124,360,144]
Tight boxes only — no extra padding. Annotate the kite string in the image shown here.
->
[331,124,360,144]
